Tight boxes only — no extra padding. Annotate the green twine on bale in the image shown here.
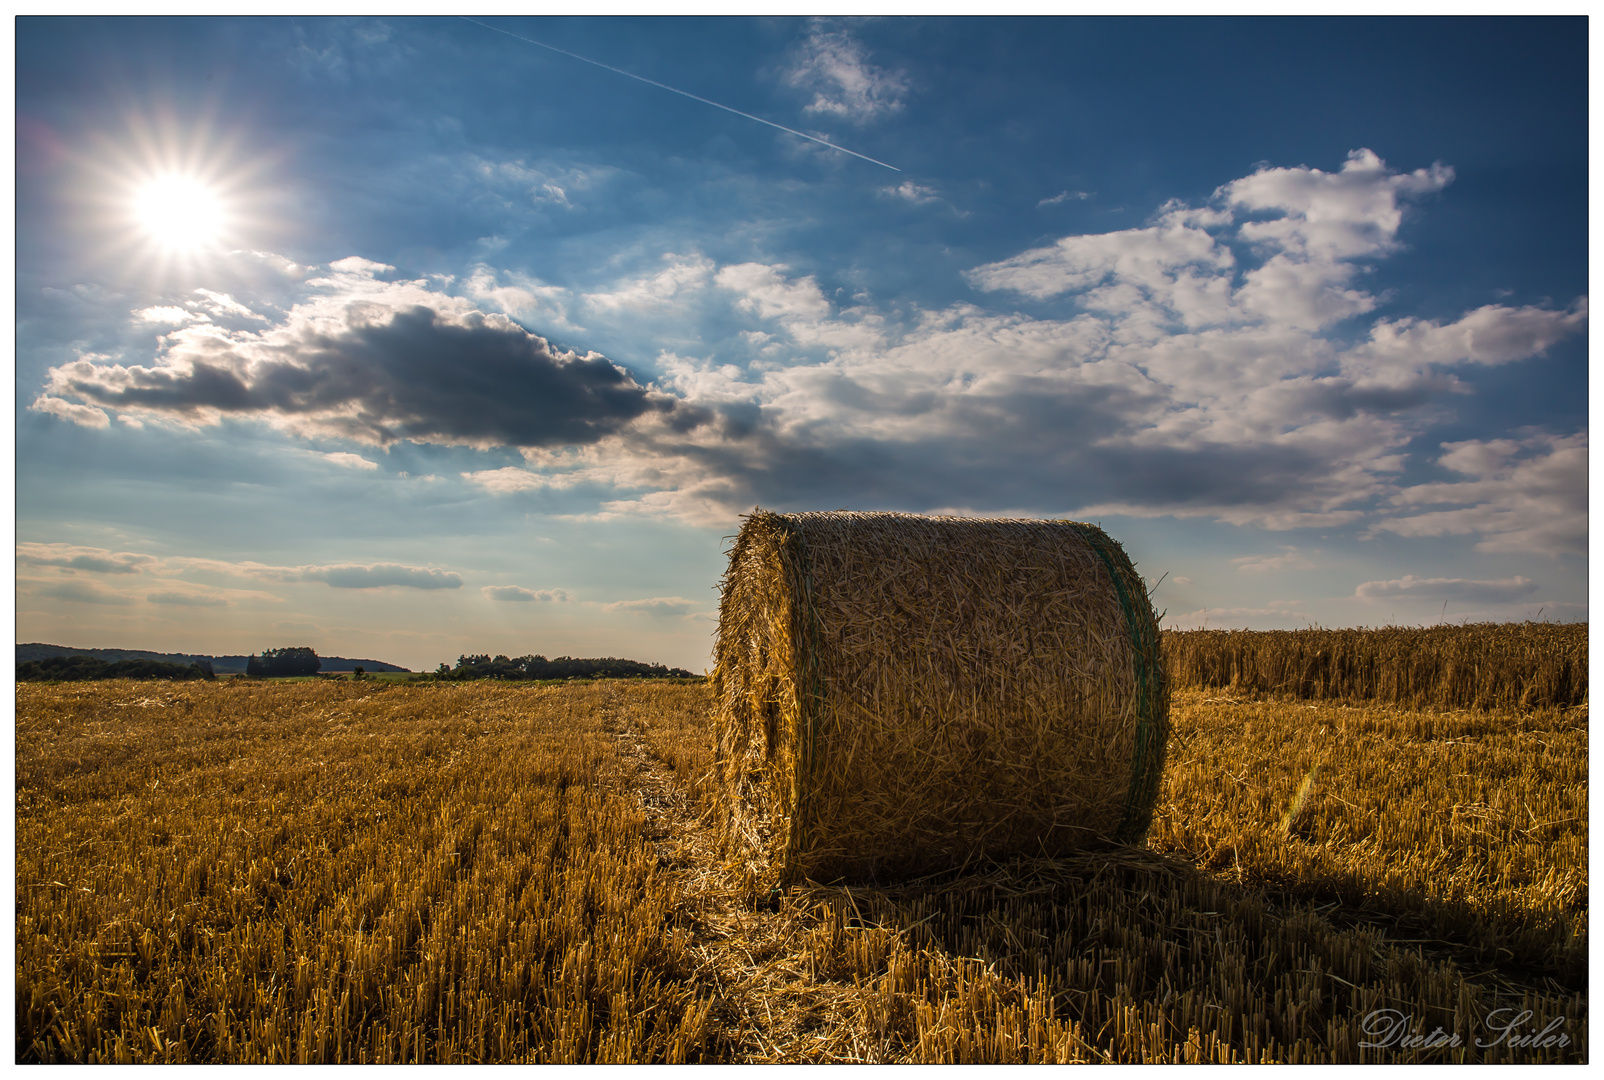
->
[1069,522,1170,844]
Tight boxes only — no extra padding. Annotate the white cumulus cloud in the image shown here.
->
[135,306,208,325]
[320,451,379,470]
[30,395,110,428]
[1374,432,1586,556]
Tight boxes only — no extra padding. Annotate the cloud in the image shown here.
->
[320,451,379,470]
[970,149,1455,335]
[235,250,310,279]
[17,543,159,574]
[1233,548,1317,573]
[966,206,1235,308]
[1343,300,1587,377]
[711,263,881,351]
[158,560,457,590]
[36,580,136,605]
[176,554,465,591]
[462,466,583,494]
[38,260,695,450]
[1373,432,1586,556]
[1165,601,1314,629]
[1354,575,1538,603]
[191,289,268,322]
[299,564,462,590]
[151,581,284,605]
[462,264,581,331]
[467,156,616,216]
[785,21,909,123]
[584,255,714,313]
[146,590,229,607]
[883,181,939,204]
[290,17,404,82]
[327,255,394,276]
[29,153,1586,556]
[482,585,569,602]
[535,183,571,208]
[716,262,833,322]
[136,306,207,325]
[636,255,1428,529]
[1224,149,1453,262]
[603,596,702,616]
[1039,190,1092,207]
[17,542,459,598]
[29,396,110,428]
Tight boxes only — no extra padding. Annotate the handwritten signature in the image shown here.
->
[1358,1008,1571,1051]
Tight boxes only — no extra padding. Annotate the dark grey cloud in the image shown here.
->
[1094,442,1338,512]
[724,437,1337,521]
[49,304,702,450]
[632,377,1358,524]
[1294,376,1454,420]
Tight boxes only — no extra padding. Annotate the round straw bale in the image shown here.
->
[712,510,1168,885]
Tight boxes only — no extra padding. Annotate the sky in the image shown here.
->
[14,16,1590,673]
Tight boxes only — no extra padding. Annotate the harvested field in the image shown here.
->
[17,672,1588,1063]
[16,680,713,1064]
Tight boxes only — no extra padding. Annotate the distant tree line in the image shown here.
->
[17,655,215,682]
[437,654,699,681]
[246,647,321,678]
[17,645,695,683]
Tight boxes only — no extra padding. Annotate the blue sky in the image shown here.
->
[15,16,1589,672]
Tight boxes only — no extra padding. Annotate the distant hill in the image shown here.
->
[311,657,411,673]
[16,644,410,674]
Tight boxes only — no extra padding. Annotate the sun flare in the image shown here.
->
[133,175,227,251]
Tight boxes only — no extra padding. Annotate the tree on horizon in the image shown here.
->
[247,647,320,678]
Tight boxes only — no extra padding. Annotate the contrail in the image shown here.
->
[458,16,900,172]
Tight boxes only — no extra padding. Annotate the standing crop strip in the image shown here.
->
[1162,623,1586,711]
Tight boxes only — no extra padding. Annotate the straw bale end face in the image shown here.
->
[712,509,1169,886]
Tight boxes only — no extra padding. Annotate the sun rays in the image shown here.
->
[76,107,276,285]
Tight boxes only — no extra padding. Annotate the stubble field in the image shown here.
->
[16,641,1588,1063]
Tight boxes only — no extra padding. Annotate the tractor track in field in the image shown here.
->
[597,685,887,1064]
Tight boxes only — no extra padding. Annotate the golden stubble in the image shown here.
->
[17,631,1589,1064]
[17,678,713,1064]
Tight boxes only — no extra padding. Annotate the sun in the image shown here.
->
[76,108,277,284]
[133,174,228,251]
